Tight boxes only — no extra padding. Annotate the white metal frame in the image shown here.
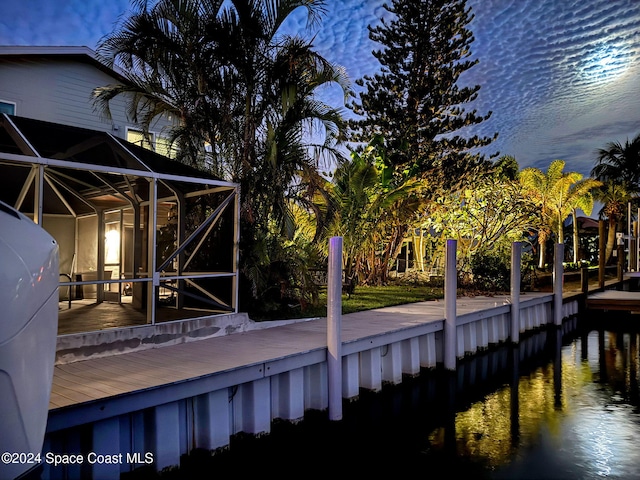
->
[0,115,240,329]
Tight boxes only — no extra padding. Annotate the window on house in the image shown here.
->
[127,128,175,159]
[126,128,155,151]
[154,136,174,158]
[0,101,16,115]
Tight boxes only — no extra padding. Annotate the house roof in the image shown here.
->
[577,216,599,230]
[0,45,128,82]
[0,114,234,216]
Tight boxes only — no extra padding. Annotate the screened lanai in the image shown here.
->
[0,114,239,335]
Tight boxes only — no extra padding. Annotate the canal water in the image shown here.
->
[146,315,640,479]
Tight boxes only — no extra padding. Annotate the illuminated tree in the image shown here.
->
[594,181,632,262]
[520,160,600,267]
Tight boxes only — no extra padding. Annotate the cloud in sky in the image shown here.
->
[463,0,640,173]
[1,0,129,45]
[1,0,640,176]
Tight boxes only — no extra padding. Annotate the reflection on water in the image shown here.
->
[441,320,640,480]
[156,317,640,479]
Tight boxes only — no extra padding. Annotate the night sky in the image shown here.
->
[2,0,640,176]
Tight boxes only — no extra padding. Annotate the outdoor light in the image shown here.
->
[105,229,120,265]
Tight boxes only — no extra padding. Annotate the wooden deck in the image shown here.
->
[49,294,548,411]
[586,290,640,312]
[57,299,225,335]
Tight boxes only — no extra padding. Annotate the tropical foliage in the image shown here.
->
[93,0,628,314]
[592,133,640,191]
[422,156,536,276]
[344,0,497,284]
[520,160,601,268]
[94,0,351,309]
[593,181,632,263]
[591,135,640,264]
[310,136,425,285]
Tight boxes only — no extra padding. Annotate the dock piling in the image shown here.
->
[581,266,589,293]
[327,236,343,421]
[554,243,564,326]
[599,220,605,288]
[511,242,521,343]
[444,239,457,370]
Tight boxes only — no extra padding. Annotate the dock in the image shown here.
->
[42,291,581,479]
[584,271,640,312]
[586,290,640,312]
[48,295,539,409]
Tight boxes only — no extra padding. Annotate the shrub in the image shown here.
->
[470,251,510,292]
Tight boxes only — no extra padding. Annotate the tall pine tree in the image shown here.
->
[350,0,496,189]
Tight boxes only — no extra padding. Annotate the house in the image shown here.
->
[0,46,239,338]
[0,45,175,155]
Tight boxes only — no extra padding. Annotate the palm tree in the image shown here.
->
[93,0,226,168]
[313,137,424,284]
[594,181,632,263]
[247,34,350,238]
[94,0,349,171]
[566,178,602,263]
[591,135,640,265]
[93,0,351,306]
[520,160,600,268]
[591,133,640,192]
[519,161,562,268]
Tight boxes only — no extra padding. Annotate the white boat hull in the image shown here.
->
[0,202,58,479]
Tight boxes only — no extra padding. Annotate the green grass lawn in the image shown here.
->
[250,266,620,322]
[261,284,444,320]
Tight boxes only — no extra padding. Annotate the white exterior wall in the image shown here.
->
[0,55,175,140]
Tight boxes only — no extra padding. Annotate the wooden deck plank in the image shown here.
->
[52,373,124,399]
[57,365,148,391]
[49,385,97,404]
[587,290,640,311]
